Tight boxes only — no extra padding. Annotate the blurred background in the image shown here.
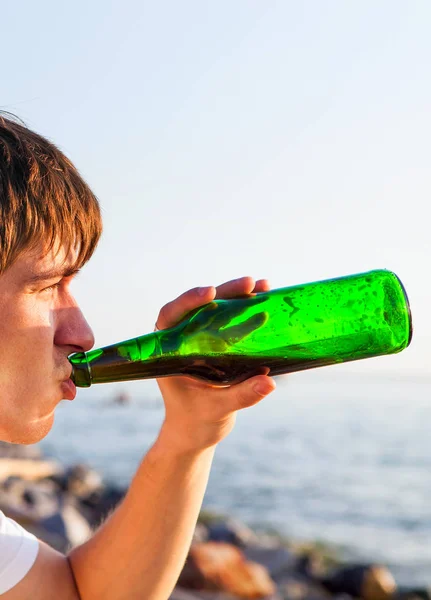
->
[1,0,430,586]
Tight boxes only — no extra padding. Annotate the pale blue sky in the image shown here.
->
[2,1,429,380]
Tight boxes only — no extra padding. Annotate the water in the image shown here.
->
[40,371,431,587]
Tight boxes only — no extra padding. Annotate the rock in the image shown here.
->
[178,542,277,599]
[0,442,42,460]
[193,522,209,544]
[171,590,237,600]
[281,579,309,599]
[169,590,204,600]
[63,463,103,497]
[395,590,431,600]
[242,544,296,580]
[280,576,333,600]
[48,463,103,496]
[0,475,91,552]
[46,463,123,528]
[0,458,63,481]
[37,502,92,551]
[206,517,260,548]
[22,502,92,553]
[0,476,61,521]
[295,552,326,579]
[319,564,397,600]
[78,484,125,528]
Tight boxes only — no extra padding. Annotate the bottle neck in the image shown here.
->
[70,331,163,387]
[70,353,92,387]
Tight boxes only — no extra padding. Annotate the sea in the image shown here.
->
[40,369,431,587]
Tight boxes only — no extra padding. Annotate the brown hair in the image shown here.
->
[0,112,102,273]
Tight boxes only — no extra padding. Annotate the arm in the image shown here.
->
[4,277,275,600]
[69,431,217,599]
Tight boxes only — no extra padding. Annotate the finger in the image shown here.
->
[253,279,270,293]
[222,374,276,411]
[215,276,256,299]
[156,286,216,330]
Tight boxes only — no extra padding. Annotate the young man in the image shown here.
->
[0,114,276,599]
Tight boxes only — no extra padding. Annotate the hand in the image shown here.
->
[155,277,276,453]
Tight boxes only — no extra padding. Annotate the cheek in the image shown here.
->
[0,295,54,345]
[0,299,58,442]
[0,298,56,396]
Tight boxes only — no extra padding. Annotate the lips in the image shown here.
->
[61,378,76,400]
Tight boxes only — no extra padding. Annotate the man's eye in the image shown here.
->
[41,281,61,293]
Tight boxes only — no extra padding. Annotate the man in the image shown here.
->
[0,114,276,599]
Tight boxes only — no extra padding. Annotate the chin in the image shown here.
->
[1,412,55,445]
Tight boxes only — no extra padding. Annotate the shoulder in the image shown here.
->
[0,511,79,599]
[0,509,39,594]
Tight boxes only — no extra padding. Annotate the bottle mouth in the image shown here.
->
[69,353,92,388]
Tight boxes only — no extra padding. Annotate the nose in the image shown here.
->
[54,304,95,353]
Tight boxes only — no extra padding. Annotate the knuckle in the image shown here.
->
[236,387,254,409]
[157,303,173,323]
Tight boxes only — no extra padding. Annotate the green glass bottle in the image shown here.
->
[70,269,412,387]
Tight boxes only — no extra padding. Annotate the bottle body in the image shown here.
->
[70,269,412,387]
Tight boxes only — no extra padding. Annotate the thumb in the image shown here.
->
[225,374,277,411]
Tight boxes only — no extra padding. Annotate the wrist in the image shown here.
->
[133,425,215,492]
[156,418,225,456]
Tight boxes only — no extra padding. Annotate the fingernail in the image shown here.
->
[253,382,266,395]
[253,378,275,395]
[198,286,209,296]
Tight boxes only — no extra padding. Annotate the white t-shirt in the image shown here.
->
[0,510,39,594]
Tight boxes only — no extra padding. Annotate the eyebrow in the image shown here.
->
[26,267,81,284]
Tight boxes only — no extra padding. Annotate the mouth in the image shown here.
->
[61,378,77,401]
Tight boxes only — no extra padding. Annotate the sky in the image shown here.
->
[1,1,430,386]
